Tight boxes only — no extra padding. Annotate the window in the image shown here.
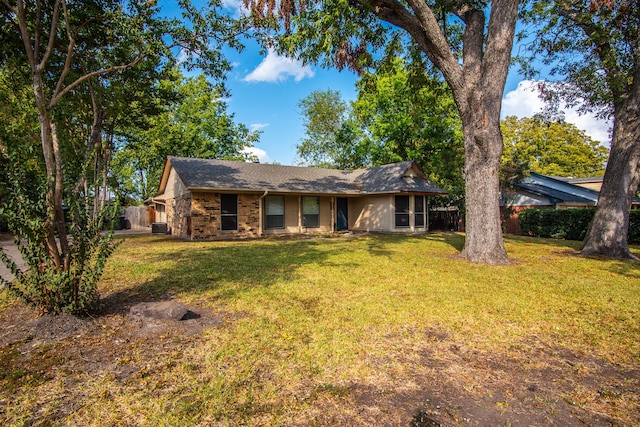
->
[302,196,320,228]
[220,194,238,231]
[415,196,425,228]
[265,195,285,229]
[395,195,410,228]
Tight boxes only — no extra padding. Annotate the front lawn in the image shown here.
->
[1,233,638,425]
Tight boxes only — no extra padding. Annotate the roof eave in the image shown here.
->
[156,157,173,196]
[186,186,364,196]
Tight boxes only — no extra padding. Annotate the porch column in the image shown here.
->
[331,197,336,232]
[426,197,430,232]
[298,196,302,232]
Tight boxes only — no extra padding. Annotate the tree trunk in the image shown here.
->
[459,103,510,265]
[33,74,65,268]
[50,121,71,269]
[581,94,640,259]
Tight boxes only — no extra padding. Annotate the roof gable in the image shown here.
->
[157,157,447,196]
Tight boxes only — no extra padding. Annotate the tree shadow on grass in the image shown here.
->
[360,232,465,258]
[99,238,334,315]
[504,234,583,250]
[606,258,640,280]
[421,231,465,252]
[505,235,640,280]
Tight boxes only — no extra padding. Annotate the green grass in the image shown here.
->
[1,232,639,425]
[102,233,639,357]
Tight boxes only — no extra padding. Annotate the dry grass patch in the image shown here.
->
[0,232,638,426]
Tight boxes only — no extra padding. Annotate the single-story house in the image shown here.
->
[501,172,640,234]
[150,156,448,240]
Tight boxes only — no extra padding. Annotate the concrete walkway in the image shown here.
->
[0,238,26,283]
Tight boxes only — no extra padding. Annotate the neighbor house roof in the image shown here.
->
[158,156,447,196]
[508,172,603,206]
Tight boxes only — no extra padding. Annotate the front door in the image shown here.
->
[336,198,348,230]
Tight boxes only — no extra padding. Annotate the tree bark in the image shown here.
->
[459,105,509,264]
[582,91,640,259]
[363,0,517,264]
[34,73,65,268]
[554,2,640,260]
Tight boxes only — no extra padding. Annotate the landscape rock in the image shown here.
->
[129,301,190,321]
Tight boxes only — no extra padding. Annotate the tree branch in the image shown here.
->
[38,0,63,72]
[14,0,37,68]
[461,8,484,89]
[481,0,519,106]
[558,4,625,105]
[48,56,143,109]
[362,0,463,93]
[52,0,75,102]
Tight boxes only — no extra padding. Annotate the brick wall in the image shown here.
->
[501,205,552,235]
[190,191,261,240]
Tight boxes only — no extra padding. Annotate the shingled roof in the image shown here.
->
[511,172,600,205]
[159,156,447,196]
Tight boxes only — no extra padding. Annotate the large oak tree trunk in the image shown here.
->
[582,92,640,259]
[459,99,509,265]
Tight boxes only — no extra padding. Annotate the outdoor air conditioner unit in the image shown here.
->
[152,222,168,234]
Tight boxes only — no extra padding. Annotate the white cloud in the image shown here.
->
[175,48,189,65]
[502,80,612,145]
[244,49,315,83]
[222,0,250,17]
[242,147,271,163]
[250,122,269,132]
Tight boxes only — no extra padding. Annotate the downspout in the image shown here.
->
[259,191,269,236]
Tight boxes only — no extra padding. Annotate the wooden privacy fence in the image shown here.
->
[124,206,155,230]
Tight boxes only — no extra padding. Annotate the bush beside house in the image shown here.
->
[519,208,640,244]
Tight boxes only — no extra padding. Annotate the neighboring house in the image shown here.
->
[501,172,640,234]
[560,176,605,192]
[150,156,448,240]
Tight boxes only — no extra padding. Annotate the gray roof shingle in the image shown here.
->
[164,156,447,196]
[511,173,600,205]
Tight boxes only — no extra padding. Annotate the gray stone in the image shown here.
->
[129,301,190,321]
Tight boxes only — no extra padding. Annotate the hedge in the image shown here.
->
[519,208,640,244]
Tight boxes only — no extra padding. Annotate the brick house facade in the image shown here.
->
[152,157,448,240]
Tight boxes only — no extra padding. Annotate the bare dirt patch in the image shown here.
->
[289,328,639,426]
[0,294,229,424]
[0,297,638,426]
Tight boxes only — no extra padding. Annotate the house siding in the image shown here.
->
[352,196,391,232]
[164,167,189,200]
[351,195,430,233]
[264,195,334,236]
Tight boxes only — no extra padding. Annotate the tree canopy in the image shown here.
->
[112,72,260,202]
[0,0,250,313]
[296,49,465,204]
[351,46,464,199]
[501,116,608,178]
[521,0,640,259]
[247,0,519,264]
[296,89,350,168]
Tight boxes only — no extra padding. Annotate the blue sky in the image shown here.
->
[163,1,611,166]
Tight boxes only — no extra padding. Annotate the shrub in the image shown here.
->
[0,163,118,315]
[519,208,640,244]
